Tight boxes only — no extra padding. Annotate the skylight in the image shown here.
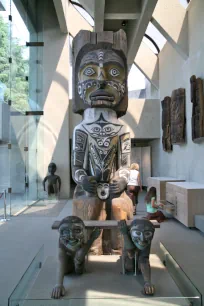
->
[144,22,166,54]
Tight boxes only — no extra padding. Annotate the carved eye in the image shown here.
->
[74,228,82,234]
[84,67,96,76]
[91,126,100,133]
[131,230,141,237]
[104,126,113,133]
[109,68,120,77]
[144,231,153,238]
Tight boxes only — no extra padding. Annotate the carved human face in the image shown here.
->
[48,163,56,175]
[130,223,154,250]
[97,183,109,200]
[59,222,85,252]
[78,49,126,108]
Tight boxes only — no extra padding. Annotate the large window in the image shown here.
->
[0,0,44,217]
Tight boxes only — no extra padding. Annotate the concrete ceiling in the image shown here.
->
[77,0,158,66]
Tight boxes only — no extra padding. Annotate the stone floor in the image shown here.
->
[0,191,204,306]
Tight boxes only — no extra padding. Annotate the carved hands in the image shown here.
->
[109,177,127,194]
[81,176,97,194]
[51,284,65,299]
[143,282,155,296]
[90,227,101,241]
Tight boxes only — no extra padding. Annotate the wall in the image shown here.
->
[151,0,204,183]
[69,98,160,139]
[37,0,70,198]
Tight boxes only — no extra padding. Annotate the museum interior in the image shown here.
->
[0,0,204,305]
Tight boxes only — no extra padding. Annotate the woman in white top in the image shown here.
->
[127,163,142,215]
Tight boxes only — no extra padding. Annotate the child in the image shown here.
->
[145,187,166,223]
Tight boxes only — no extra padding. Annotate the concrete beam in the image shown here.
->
[152,0,188,60]
[104,13,140,20]
[127,0,158,66]
[94,0,105,32]
[53,0,68,34]
[134,41,159,89]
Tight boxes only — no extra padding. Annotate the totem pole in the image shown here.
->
[71,30,133,254]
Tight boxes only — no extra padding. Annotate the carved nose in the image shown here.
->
[97,81,106,89]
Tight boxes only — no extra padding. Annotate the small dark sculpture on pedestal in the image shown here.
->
[51,216,101,299]
[43,163,61,197]
[119,219,155,296]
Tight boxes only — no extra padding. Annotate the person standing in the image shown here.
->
[127,163,142,215]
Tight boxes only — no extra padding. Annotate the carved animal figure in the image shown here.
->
[51,216,101,299]
[119,219,155,296]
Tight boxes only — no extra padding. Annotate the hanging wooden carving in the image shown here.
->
[170,88,186,144]
[190,75,204,141]
[161,96,172,152]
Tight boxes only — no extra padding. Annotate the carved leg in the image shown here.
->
[72,185,106,255]
[111,191,133,251]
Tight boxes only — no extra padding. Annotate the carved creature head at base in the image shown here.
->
[73,30,128,117]
[97,182,109,200]
[130,219,155,251]
[48,162,57,175]
[59,216,85,252]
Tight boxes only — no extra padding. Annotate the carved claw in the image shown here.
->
[51,285,65,299]
[142,282,155,296]
[91,227,101,240]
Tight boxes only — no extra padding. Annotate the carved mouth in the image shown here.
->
[90,90,114,102]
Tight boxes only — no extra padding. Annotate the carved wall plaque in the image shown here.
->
[190,75,204,141]
[161,96,172,152]
[170,88,186,144]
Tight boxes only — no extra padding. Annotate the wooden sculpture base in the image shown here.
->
[73,186,133,255]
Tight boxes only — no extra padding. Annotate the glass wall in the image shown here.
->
[0,0,44,217]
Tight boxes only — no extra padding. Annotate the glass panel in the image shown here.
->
[0,0,11,104]
[9,105,27,215]
[8,245,44,305]
[9,297,199,306]
[8,245,201,306]
[10,0,29,112]
[160,242,201,306]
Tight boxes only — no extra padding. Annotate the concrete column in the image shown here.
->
[37,0,70,199]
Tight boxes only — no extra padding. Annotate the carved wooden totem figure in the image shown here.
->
[161,96,172,152]
[71,30,133,254]
[190,75,204,141]
[170,88,186,144]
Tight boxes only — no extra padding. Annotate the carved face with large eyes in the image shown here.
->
[78,49,126,108]
[59,217,85,252]
[130,220,155,250]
